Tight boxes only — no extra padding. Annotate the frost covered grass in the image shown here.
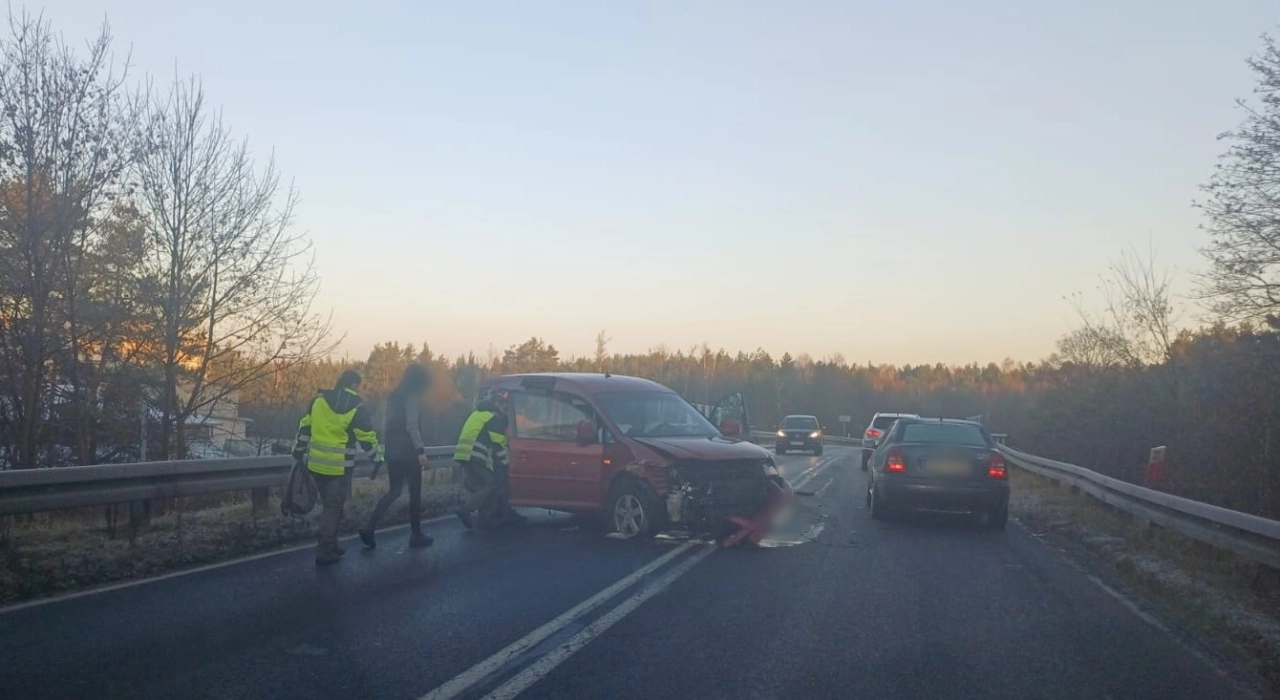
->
[1010,468,1280,695]
[0,468,465,605]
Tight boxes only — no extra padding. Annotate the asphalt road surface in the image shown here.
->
[0,447,1255,699]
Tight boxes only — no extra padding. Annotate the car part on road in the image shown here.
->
[722,476,793,547]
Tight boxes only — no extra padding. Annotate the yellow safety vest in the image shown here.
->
[454,409,509,471]
[296,388,381,476]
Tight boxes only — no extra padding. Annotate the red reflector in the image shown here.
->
[988,453,1007,479]
[886,448,906,472]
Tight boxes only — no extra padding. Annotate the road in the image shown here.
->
[0,446,1254,699]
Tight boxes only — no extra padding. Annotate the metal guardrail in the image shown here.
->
[0,447,459,517]
[1000,445,1280,569]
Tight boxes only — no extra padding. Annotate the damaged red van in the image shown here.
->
[479,373,790,541]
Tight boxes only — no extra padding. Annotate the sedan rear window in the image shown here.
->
[901,423,989,447]
[782,416,818,429]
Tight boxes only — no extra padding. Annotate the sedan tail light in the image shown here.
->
[866,428,882,439]
[987,452,1008,479]
[886,448,906,473]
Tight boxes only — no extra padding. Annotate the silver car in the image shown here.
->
[861,412,919,470]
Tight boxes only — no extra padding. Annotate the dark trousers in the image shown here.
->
[313,471,351,555]
[368,456,423,534]
[495,463,512,514]
[462,461,499,522]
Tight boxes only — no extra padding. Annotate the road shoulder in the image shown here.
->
[1010,468,1279,698]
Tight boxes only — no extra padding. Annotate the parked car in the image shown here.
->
[774,414,824,455]
[864,417,1009,528]
[479,373,790,540]
[861,412,918,469]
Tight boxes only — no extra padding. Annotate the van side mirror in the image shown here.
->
[575,420,596,446]
[719,419,741,437]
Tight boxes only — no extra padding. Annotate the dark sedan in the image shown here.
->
[865,418,1009,528]
[775,414,824,455]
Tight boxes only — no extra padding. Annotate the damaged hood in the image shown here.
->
[633,436,770,462]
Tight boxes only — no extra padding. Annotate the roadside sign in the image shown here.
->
[1147,446,1167,487]
[838,415,851,422]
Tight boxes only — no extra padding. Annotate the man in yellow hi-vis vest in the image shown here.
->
[453,390,523,529]
[293,369,383,564]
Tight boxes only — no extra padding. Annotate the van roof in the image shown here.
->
[480,372,672,396]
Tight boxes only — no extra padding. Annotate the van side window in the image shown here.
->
[511,391,595,442]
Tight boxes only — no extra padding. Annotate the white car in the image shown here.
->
[861,412,918,470]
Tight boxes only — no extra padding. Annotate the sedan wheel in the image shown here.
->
[869,483,887,520]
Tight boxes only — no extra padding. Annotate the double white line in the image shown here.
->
[792,453,840,492]
[421,540,716,700]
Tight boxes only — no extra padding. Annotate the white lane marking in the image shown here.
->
[480,544,717,700]
[793,456,839,491]
[802,523,826,541]
[787,452,840,488]
[420,540,701,700]
[814,477,836,498]
[0,515,451,615]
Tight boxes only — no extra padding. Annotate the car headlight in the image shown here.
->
[776,430,786,438]
[809,431,820,438]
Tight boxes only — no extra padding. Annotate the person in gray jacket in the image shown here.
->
[360,363,433,549]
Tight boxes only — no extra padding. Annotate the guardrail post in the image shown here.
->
[129,499,151,530]
[251,487,270,516]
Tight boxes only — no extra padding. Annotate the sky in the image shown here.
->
[48,1,1280,366]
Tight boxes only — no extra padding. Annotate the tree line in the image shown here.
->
[0,11,326,467]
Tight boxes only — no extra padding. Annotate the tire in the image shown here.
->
[860,451,870,472]
[988,502,1009,531]
[814,446,824,456]
[869,482,887,520]
[606,479,661,539]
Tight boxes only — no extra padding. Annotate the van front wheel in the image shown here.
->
[608,481,660,539]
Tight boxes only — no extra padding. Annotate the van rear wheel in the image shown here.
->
[608,481,660,539]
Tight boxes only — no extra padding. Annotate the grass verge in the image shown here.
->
[1009,467,1280,697]
[0,468,464,606]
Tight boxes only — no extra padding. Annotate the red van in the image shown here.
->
[479,373,789,540]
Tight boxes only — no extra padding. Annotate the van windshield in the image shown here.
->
[597,392,721,438]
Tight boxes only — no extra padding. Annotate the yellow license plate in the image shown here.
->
[928,460,969,475]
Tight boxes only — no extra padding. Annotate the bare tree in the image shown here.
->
[1197,31,1280,326]
[0,12,138,467]
[134,76,330,459]
[593,329,610,371]
[1051,326,1126,369]
[1069,243,1179,368]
